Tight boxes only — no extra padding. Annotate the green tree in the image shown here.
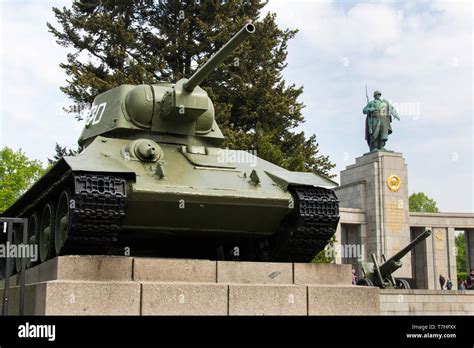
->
[47,0,335,177]
[312,235,337,263]
[48,143,81,165]
[455,233,467,274]
[0,147,46,213]
[409,192,439,213]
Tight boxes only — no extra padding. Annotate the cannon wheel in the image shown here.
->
[356,278,374,287]
[396,278,410,289]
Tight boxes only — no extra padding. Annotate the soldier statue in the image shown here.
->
[363,90,400,151]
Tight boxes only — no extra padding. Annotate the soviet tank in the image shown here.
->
[1,23,339,271]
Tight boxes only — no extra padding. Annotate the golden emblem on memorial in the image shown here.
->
[387,175,401,192]
[435,230,445,241]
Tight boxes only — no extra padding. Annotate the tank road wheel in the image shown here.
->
[396,278,410,289]
[252,218,291,262]
[55,190,72,255]
[356,278,374,287]
[39,203,55,262]
[26,212,39,268]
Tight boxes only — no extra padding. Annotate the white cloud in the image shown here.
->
[265,0,472,212]
[0,0,83,163]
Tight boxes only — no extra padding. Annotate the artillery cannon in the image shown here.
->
[1,23,339,270]
[357,229,432,289]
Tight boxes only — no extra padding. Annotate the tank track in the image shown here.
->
[272,185,340,262]
[15,172,127,256]
[59,174,127,255]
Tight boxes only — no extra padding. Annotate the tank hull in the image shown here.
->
[1,135,339,265]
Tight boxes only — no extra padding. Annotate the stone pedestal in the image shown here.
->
[0,256,380,316]
[336,151,411,278]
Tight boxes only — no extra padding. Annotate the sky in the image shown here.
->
[0,0,472,212]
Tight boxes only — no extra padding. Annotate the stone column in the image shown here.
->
[425,226,435,290]
[466,229,474,273]
[432,227,450,289]
[411,227,430,289]
[447,227,457,289]
[340,224,362,276]
[360,223,368,260]
[339,151,411,278]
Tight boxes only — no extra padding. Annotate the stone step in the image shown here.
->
[1,255,352,286]
[141,282,228,316]
[228,284,308,315]
[0,281,379,316]
[1,280,140,315]
[0,256,379,315]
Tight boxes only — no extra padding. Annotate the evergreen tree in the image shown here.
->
[48,143,81,165]
[48,0,335,177]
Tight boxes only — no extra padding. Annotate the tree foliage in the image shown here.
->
[47,0,335,177]
[455,233,467,274]
[48,143,81,165]
[0,147,46,213]
[409,192,439,213]
[312,235,337,264]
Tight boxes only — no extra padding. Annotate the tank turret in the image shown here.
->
[79,23,255,147]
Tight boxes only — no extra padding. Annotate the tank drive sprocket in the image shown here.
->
[19,173,127,262]
[56,173,127,255]
[253,185,340,262]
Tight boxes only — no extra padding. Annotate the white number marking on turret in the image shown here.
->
[85,102,107,126]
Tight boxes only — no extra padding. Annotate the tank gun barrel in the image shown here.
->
[183,23,255,92]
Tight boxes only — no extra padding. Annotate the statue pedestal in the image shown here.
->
[336,151,411,278]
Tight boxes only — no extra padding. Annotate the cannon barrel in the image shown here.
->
[183,23,255,92]
[379,229,431,277]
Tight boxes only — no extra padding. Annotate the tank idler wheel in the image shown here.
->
[39,202,55,262]
[55,190,72,255]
